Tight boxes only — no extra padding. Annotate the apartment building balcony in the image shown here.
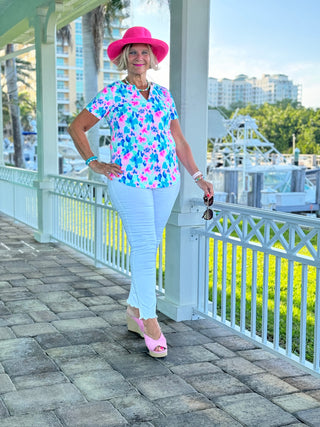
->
[56,52,69,58]
[57,88,70,94]
[57,99,70,105]
[57,78,69,83]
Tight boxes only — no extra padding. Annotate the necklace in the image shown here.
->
[124,78,150,92]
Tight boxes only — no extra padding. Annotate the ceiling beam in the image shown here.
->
[0,0,107,49]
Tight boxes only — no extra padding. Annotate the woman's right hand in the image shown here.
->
[89,160,123,180]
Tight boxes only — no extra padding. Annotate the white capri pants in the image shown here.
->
[108,179,180,319]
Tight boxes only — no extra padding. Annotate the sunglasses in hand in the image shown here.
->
[202,195,214,220]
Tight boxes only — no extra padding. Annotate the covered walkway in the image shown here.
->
[0,213,320,426]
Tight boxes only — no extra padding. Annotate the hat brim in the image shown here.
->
[107,37,169,63]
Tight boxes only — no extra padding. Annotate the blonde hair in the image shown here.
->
[114,44,159,71]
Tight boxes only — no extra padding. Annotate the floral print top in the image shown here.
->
[86,81,180,188]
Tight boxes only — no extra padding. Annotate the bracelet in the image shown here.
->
[194,175,204,183]
[85,156,98,166]
[192,171,202,180]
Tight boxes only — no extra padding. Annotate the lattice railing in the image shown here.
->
[0,166,38,228]
[50,175,165,291]
[193,201,320,372]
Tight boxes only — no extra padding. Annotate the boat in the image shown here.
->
[207,110,318,213]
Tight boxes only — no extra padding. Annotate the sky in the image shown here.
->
[126,0,320,108]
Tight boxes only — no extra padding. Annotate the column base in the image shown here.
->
[157,295,194,321]
[33,231,52,243]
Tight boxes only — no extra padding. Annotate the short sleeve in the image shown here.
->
[169,94,178,120]
[85,85,114,120]
[164,89,178,120]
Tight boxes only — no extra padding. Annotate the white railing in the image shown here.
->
[50,175,131,276]
[193,201,320,373]
[0,166,38,228]
[49,175,165,291]
[2,165,320,373]
[0,168,165,289]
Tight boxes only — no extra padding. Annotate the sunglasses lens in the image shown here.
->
[203,195,214,206]
[202,208,213,220]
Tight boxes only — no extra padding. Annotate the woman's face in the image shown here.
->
[127,43,151,76]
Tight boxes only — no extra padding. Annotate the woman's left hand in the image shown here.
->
[196,178,214,199]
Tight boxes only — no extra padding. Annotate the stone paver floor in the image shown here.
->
[0,213,320,426]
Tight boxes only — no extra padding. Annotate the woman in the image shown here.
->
[68,26,214,358]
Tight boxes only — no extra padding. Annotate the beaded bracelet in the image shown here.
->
[192,171,202,180]
[194,175,204,183]
[85,156,98,166]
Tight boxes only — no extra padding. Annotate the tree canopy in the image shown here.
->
[212,100,320,154]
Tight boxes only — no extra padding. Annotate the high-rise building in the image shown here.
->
[208,74,301,109]
[57,16,126,137]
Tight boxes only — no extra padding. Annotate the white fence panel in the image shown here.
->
[193,201,320,373]
[50,175,165,289]
[0,166,38,228]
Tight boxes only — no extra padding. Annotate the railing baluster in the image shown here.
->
[286,259,294,357]
[221,241,227,323]
[204,234,210,315]
[117,214,121,270]
[121,217,125,273]
[251,250,257,338]
[197,232,206,313]
[240,247,247,333]
[262,252,269,344]
[300,264,308,365]
[314,268,320,372]
[230,244,237,328]
[212,239,218,319]
[274,256,281,351]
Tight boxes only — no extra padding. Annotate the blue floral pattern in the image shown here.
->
[86,81,180,188]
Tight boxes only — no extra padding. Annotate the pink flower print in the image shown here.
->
[138,136,147,144]
[132,100,139,107]
[141,126,148,134]
[119,114,127,126]
[122,152,132,167]
[159,149,166,159]
[140,176,148,182]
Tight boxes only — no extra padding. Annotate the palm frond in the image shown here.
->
[56,24,73,49]
[105,0,129,37]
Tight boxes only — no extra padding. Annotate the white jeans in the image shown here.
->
[108,179,180,319]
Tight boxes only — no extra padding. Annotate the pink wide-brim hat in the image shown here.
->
[107,26,169,63]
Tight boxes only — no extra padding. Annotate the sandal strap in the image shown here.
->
[144,332,167,352]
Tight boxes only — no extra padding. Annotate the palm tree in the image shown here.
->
[56,25,72,49]
[5,44,25,168]
[82,1,129,179]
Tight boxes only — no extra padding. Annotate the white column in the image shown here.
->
[33,5,59,242]
[157,0,211,321]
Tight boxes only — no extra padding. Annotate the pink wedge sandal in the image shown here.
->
[144,333,167,358]
[126,313,144,338]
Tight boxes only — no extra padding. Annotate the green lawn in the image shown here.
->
[207,237,317,363]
